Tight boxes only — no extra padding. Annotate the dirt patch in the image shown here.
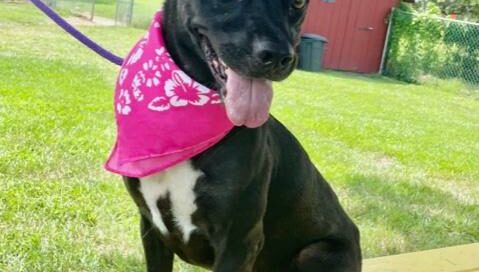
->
[375,155,396,170]
[64,13,116,26]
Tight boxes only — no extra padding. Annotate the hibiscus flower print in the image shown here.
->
[154,47,174,70]
[142,59,162,88]
[126,37,148,66]
[118,68,128,86]
[117,89,132,115]
[210,93,222,104]
[126,47,144,66]
[148,96,170,112]
[164,70,211,107]
[131,71,145,101]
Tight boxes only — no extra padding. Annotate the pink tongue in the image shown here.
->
[224,69,273,128]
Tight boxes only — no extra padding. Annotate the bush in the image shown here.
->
[384,2,479,87]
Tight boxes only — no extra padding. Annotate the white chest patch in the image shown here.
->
[139,160,201,243]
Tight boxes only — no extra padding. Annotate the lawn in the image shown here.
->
[0,2,478,272]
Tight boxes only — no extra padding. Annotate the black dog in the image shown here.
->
[123,0,362,271]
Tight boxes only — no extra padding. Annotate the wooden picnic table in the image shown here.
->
[363,243,478,272]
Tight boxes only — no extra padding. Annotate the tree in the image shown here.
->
[416,0,479,20]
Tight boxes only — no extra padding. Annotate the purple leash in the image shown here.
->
[30,0,124,66]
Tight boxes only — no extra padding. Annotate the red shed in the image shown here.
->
[302,0,399,73]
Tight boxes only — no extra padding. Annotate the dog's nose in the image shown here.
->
[255,46,295,70]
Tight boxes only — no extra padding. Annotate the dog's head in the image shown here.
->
[171,0,309,127]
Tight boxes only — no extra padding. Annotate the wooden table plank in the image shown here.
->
[363,243,479,272]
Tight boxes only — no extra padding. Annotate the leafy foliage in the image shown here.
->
[428,0,479,20]
[413,0,479,21]
[384,2,479,86]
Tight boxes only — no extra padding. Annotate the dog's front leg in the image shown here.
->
[140,214,174,272]
[210,177,269,272]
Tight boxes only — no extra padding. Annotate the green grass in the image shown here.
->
[1,3,478,271]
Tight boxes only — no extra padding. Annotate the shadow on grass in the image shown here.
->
[99,252,144,272]
[346,174,477,254]
[296,69,410,87]
[99,251,207,272]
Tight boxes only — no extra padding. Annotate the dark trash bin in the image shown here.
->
[298,34,328,72]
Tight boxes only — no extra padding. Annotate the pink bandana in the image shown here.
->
[105,12,234,178]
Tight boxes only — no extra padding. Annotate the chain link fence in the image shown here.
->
[47,0,156,27]
[114,0,133,25]
[28,0,135,25]
[46,0,96,20]
[383,9,479,89]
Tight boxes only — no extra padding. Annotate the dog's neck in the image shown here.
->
[162,1,218,90]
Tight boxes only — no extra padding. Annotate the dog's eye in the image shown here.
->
[292,0,306,9]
